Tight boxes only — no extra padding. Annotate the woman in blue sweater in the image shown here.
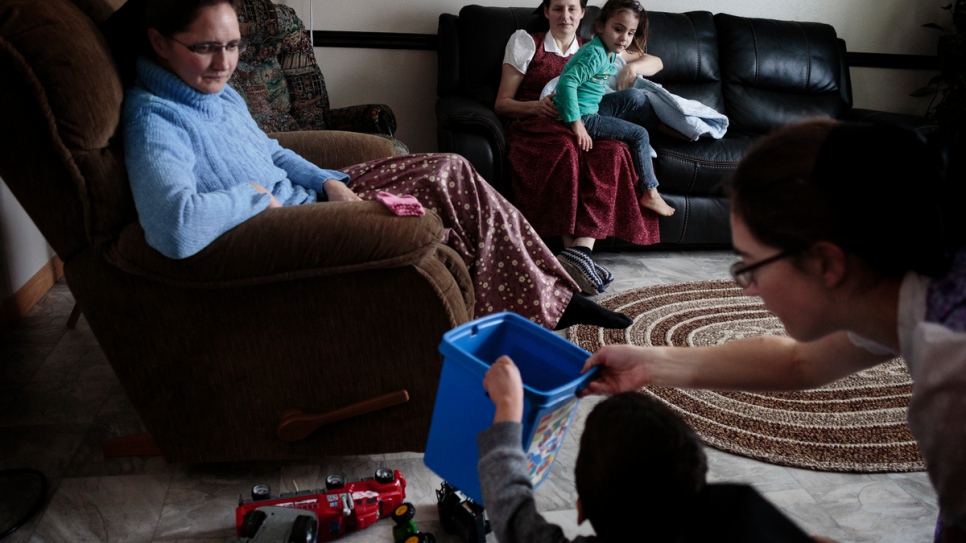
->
[122,0,631,331]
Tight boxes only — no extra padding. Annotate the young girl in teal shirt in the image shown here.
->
[554,0,674,217]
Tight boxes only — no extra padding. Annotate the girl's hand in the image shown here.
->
[483,356,525,423]
[570,120,593,151]
[323,179,362,202]
[533,94,558,118]
[616,52,663,90]
[615,64,639,91]
[249,183,282,208]
[578,345,651,396]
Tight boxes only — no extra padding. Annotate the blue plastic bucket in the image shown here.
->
[423,312,597,504]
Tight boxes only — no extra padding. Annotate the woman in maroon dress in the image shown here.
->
[496,0,663,295]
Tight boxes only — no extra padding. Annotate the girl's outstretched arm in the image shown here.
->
[615,50,663,90]
[579,331,892,396]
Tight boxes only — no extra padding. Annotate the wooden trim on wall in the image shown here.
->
[312,30,436,50]
[311,30,939,71]
[0,256,64,334]
[846,52,939,70]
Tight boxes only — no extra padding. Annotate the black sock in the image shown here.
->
[570,246,592,257]
[555,293,633,330]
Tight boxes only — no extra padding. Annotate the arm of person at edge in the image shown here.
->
[614,49,663,90]
[479,356,580,543]
[578,331,893,396]
[494,31,557,119]
[495,64,559,120]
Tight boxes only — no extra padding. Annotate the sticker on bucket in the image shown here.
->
[526,397,579,486]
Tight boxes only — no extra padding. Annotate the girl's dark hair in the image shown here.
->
[596,0,648,55]
[729,120,958,278]
[575,392,707,541]
[144,0,243,37]
[541,0,589,11]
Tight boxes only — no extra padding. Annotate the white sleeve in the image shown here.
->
[503,30,537,75]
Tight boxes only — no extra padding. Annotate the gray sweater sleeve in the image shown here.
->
[477,421,593,543]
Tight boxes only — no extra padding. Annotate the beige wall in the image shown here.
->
[284,0,943,153]
[0,178,55,300]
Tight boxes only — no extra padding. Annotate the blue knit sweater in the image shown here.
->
[123,57,349,259]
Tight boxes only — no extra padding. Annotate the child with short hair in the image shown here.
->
[478,355,707,542]
[553,0,675,217]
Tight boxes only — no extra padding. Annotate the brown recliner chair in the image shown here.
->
[0,0,474,463]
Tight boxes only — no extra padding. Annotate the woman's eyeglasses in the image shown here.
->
[171,38,247,56]
[729,251,795,288]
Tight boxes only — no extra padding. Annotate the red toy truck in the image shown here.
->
[236,468,407,542]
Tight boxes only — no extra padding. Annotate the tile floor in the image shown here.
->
[0,249,938,543]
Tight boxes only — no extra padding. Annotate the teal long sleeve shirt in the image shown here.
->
[552,36,616,123]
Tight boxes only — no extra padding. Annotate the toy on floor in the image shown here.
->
[435,482,490,543]
[390,502,436,543]
[236,468,407,542]
[237,506,318,543]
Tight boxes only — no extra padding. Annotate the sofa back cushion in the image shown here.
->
[0,0,136,259]
[645,11,724,114]
[231,0,331,133]
[715,13,851,135]
[444,5,601,108]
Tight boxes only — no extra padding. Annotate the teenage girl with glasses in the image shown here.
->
[552,0,674,218]
[580,119,966,543]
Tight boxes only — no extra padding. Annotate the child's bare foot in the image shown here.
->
[639,189,675,217]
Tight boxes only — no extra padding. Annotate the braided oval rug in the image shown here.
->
[567,279,925,472]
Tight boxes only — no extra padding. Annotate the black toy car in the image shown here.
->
[435,482,490,543]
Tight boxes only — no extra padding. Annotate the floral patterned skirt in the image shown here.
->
[343,153,577,329]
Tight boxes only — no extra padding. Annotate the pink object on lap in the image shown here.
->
[375,191,425,216]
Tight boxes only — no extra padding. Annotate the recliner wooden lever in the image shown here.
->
[277,389,410,442]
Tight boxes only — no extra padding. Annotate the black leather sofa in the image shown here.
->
[437,6,931,247]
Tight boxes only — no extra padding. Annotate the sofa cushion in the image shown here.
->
[653,134,756,195]
[645,11,724,114]
[1,0,135,258]
[715,13,849,135]
[231,0,301,132]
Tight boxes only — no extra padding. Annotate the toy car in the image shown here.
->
[390,502,436,543]
[435,482,490,543]
[236,468,407,542]
[237,506,318,543]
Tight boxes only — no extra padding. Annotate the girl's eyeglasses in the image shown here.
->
[729,251,795,288]
[172,38,247,56]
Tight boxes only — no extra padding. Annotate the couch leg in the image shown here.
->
[66,303,82,329]
[102,432,161,457]
[277,389,410,442]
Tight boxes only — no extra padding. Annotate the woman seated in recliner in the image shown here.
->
[496,0,665,297]
[121,0,632,331]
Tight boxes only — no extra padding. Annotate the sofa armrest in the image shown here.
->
[436,96,510,196]
[436,96,505,142]
[272,130,395,170]
[108,201,446,285]
[841,109,938,135]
